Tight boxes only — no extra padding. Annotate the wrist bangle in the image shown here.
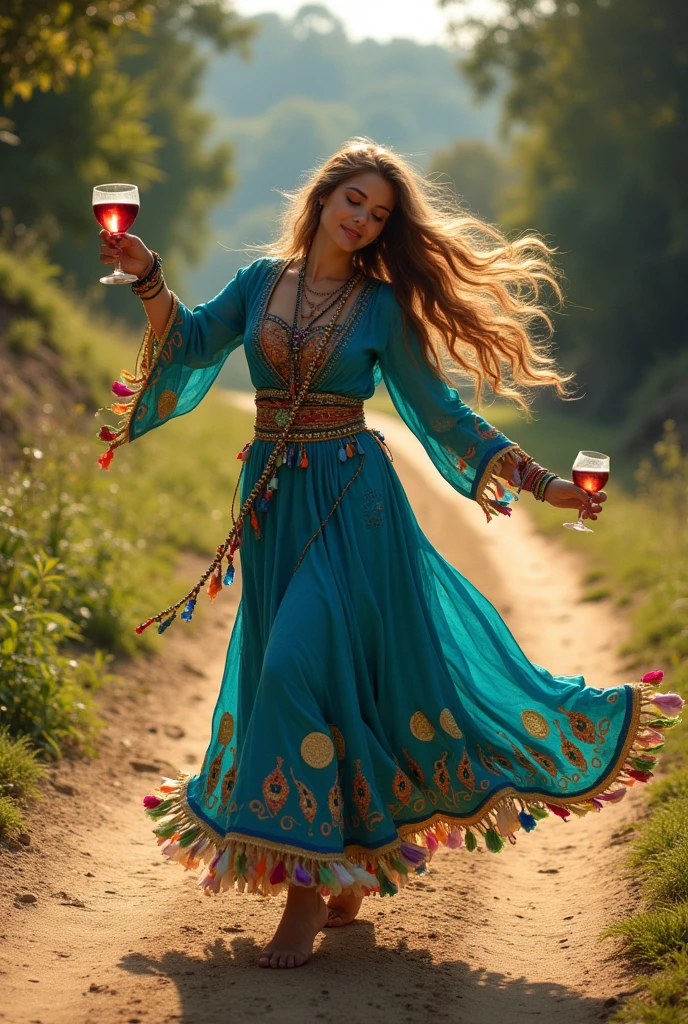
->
[131,251,162,294]
[536,472,558,501]
[139,279,166,301]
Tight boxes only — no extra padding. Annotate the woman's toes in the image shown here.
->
[286,953,295,968]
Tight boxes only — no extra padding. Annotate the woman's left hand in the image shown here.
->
[544,478,608,520]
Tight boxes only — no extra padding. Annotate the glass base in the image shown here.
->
[563,520,594,533]
[100,270,138,285]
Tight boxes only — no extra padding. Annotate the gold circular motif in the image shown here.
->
[217,712,234,746]
[521,709,549,739]
[439,708,463,739]
[606,692,618,703]
[410,711,435,742]
[301,732,335,769]
[157,389,178,419]
[328,725,346,761]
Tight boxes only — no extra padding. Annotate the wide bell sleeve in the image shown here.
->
[96,266,248,469]
[376,286,518,521]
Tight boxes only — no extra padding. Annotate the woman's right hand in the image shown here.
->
[99,229,153,280]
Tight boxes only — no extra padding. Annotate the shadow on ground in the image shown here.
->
[119,919,616,1024]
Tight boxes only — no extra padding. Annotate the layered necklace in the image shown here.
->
[288,256,360,393]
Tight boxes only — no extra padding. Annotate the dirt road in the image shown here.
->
[0,401,646,1024]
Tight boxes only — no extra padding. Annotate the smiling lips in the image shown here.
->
[341,225,361,240]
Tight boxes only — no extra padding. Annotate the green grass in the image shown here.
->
[0,245,252,837]
[370,386,688,1020]
[0,730,47,841]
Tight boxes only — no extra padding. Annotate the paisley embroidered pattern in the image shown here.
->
[328,776,343,827]
[525,745,559,777]
[290,767,318,823]
[392,765,413,806]
[262,757,290,816]
[220,751,237,808]
[456,748,476,791]
[433,752,451,796]
[557,705,597,744]
[555,720,589,771]
[352,759,371,818]
[403,747,426,788]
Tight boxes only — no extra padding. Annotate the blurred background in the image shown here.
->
[2,0,686,439]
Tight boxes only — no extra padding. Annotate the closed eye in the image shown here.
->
[346,195,384,223]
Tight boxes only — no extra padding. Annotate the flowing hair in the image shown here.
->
[265,137,572,410]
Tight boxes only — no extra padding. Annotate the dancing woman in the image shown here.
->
[97,138,683,969]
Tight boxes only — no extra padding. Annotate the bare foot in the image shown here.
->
[258,884,328,968]
[326,891,364,927]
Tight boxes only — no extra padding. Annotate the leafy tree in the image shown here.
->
[0,0,153,104]
[0,1,252,318]
[442,0,688,424]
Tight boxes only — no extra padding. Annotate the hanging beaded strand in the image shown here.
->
[134,261,363,636]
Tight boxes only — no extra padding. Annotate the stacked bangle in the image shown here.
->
[512,448,558,502]
[131,251,164,299]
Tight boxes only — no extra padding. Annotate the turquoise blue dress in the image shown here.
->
[99,256,680,898]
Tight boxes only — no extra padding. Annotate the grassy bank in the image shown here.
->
[0,248,252,839]
[370,389,688,1020]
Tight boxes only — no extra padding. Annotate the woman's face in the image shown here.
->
[319,171,396,253]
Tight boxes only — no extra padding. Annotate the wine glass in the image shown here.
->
[92,183,140,285]
[563,450,610,533]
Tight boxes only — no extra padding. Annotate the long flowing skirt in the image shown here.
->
[143,430,681,897]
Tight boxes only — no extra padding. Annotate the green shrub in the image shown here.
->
[627,802,688,907]
[6,317,43,354]
[0,729,47,802]
[611,951,688,1023]
[605,904,688,968]
[0,794,26,842]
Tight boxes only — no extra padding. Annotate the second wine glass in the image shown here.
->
[563,450,610,533]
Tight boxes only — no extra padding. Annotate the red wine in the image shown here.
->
[93,201,139,234]
[572,468,609,493]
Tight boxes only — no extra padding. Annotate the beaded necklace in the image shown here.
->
[134,257,364,636]
[289,257,358,393]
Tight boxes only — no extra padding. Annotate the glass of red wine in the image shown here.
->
[92,183,140,284]
[563,450,610,533]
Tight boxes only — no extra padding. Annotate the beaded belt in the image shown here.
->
[254,388,366,442]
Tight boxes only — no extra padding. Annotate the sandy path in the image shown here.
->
[0,398,646,1024]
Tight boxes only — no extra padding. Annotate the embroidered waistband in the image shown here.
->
[254,389,366,442]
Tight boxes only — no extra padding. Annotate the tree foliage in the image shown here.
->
[0,0,252,318]
[0,0,153,104]
[443,0,688,426]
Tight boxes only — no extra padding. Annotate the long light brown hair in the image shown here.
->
[266,137,572,410]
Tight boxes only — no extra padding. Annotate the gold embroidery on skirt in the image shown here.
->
[410,711,435,741]
[328,725,346,761]
[521,709,550,739]
[439,708,463,739]
[300,731,335,769]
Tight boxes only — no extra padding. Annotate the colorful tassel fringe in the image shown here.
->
[141,674,683,899]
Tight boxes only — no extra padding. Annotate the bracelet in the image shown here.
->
[133,265,163,297]
[138,279,166,301]
[131,251,162,294]
[535,472,558,501]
